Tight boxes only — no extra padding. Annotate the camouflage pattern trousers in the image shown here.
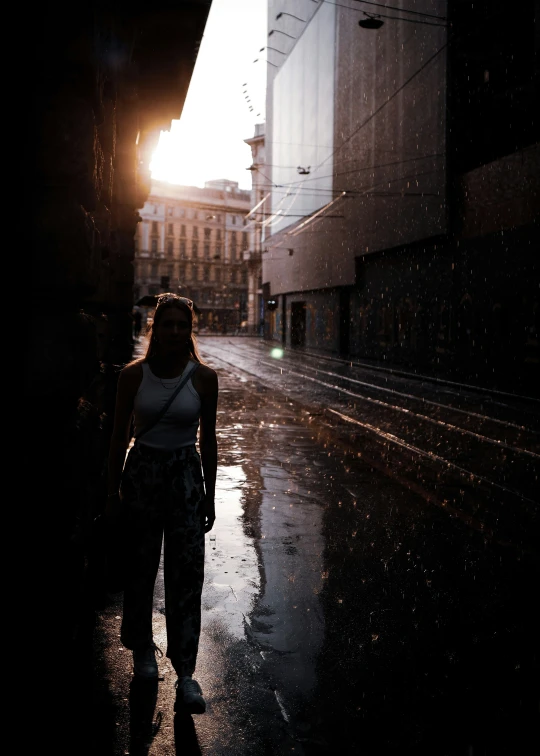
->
[119,441,205,677]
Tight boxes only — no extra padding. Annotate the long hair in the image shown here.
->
[144,294,205,364]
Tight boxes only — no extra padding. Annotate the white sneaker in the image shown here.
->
[133,642,163,679]
[175,676,206,714]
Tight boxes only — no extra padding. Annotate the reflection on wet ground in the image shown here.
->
[89,338,539,755]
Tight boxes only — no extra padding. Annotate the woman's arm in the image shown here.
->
[197,366,219,532]
[106,363,141,511]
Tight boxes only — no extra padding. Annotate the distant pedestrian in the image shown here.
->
[107,293,218,714]
[132,309,142,339]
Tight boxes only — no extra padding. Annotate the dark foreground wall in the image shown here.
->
[25,3,212,679]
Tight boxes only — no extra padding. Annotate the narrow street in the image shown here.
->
[86,336,539,756]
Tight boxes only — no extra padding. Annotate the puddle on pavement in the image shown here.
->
[203,463,259,639]
[194,352,538,754]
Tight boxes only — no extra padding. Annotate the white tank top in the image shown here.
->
[133,361,201,450]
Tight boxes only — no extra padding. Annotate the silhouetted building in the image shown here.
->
[28,1,214,684]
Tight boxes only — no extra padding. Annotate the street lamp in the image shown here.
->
[254,57,279,67]
[268,29,297,40]
[276,12,306,22]
[259,46,286,55]
[358,13,384,29]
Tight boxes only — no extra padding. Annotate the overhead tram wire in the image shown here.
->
[322,9,506,182]
[256,166,442,232]
[310,0,447,27]
[350,0,447,22]
[261,23,448,189]
[252,152,445,194]
[309,39,449,175]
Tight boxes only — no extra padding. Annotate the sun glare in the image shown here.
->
[149,125,205,188]
[147,0,267,190]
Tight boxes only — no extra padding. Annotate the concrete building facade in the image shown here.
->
[244,123,266,335]
[261,0,539,395]
[135,179,252,332]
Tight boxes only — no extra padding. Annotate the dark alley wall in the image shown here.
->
[27,2,212,648]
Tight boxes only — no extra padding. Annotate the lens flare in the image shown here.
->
[271,348,284,359]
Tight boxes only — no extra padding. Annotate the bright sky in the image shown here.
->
[150,0,268,191]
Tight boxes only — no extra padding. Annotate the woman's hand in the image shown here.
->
[201,494,216,533]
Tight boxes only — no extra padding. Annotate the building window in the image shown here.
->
[168,264,174,277]
[216,229,222,241]
[151,221,158,234]
[231,214,236,225]
[193,226,199,238]
[192,241,198,257]
[204,243,210,260]
[193,210,198,220]
[151,239,158,253]
[167,207,173,216]
[153,205,158,214]
[168,223,174,235]
[215,244,222,259]
[178,208,185,218]
[242,232,248,249]
[203,267,210,282]
[215,267,221,283]
[180,240,186,258]
[192,265,199,281]
[231,269,237,284]
[241,269,247,285]
[204,227,211,239]
[167,241,173,257]
[181,224,186,237]
[151,263,158,276]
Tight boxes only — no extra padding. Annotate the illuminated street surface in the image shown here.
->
[89,336,539,755]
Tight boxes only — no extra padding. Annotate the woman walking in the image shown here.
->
[107,293,218,714]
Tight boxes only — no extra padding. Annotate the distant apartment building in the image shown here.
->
[134,179,251,332]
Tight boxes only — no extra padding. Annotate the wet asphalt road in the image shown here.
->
[73,337,538,756]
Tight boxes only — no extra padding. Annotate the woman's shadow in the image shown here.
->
[129,677,202,755]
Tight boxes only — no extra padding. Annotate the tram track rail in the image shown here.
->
[200,337,540,552]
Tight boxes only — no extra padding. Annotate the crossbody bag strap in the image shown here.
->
[134,361,200,441]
